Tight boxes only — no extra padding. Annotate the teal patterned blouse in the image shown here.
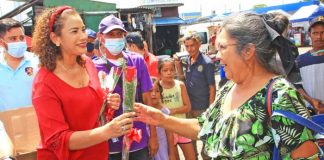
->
[198,76,317,159]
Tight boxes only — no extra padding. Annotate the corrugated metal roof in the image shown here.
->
[141,3,183,8]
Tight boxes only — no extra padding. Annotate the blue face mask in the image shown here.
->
[7,41,27,58]
[86,42,94,52]
[104,38,125,56]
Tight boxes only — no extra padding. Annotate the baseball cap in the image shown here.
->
[308,16,324,32]
[98,15,126,34]
[86,28,96,39]
[126,32,143,44]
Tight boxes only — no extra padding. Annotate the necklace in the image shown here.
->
[58,61,78,72]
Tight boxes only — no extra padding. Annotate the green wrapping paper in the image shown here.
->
[122,66,137,160]
[122,66,137,112]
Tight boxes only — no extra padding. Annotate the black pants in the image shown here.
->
[109,147,149,160]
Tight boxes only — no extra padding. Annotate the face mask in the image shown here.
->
[7,41,27,58]
[104,38,125,56]
[86,42,94,52]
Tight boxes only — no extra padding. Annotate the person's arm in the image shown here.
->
[205,62,216,105]
[134,103,200,140]
[33,83,133,159]
[209,85,216,105]
[0,122,14,159]
[142,92,159,157]
[166,130,177,160]
[69,112,134,150]
[169,81,191,115]
[297,88,322,111]
[173,55,185,81]
[139,57,160,157]
[271,81,320,159]
[290,141,319,160]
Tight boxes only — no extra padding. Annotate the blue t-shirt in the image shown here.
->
[93,51,153,153]
[0,52,39,111]
[185,52,215,110]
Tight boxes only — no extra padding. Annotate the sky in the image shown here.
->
[178,0,303,16]
[0,0,305,20]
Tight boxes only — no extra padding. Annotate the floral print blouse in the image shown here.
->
[198,76,317,159]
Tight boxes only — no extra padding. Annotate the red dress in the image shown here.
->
[32,58,108,160]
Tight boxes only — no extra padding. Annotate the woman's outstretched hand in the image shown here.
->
[134,103,166,126]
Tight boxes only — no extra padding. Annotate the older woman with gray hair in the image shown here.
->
[134,13,321,159]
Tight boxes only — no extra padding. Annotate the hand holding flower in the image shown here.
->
[107,93,120,110]
[102,112,135,140]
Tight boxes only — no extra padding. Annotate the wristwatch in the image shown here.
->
[0,156,15,160]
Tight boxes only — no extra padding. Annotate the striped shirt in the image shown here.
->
[296,51,324,107]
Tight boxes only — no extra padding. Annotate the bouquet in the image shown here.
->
[98,65,122,142]
[122,66,142,160]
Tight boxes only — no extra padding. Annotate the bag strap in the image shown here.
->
[265,78,276,116]
[266,79,324,134]
[265,78,281,160]
[265,77,324,160]
[272,110,324,134]
[266,78,324,134]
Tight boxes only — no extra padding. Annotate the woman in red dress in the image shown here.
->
[31,6,134,160]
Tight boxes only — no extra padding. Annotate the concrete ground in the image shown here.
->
[178,46,312,160]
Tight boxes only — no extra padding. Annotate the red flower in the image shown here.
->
[125,66,137,82]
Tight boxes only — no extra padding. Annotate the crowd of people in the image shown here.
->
[0,5,323,160]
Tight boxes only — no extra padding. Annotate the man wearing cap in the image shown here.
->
[0,18,39,111]
[296,16,324,113]
[93,15,158,160]
[126,32,159,80]
[85,28,99,59]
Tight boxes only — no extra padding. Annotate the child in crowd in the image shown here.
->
[150,79,176,160]
[158,58,195,160]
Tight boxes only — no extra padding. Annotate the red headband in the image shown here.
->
[49,6,73,32]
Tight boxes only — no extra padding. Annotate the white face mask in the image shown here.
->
[104,38,125,56]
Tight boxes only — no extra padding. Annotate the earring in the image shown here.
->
[56,43,60,47]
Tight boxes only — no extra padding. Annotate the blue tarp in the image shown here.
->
[153,17,185,26]
[184,14,225,24]
[290,4,324,23]
[184,17,198,24]
[253,0,320,14]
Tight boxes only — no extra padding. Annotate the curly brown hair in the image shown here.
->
[32,7,85,71]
